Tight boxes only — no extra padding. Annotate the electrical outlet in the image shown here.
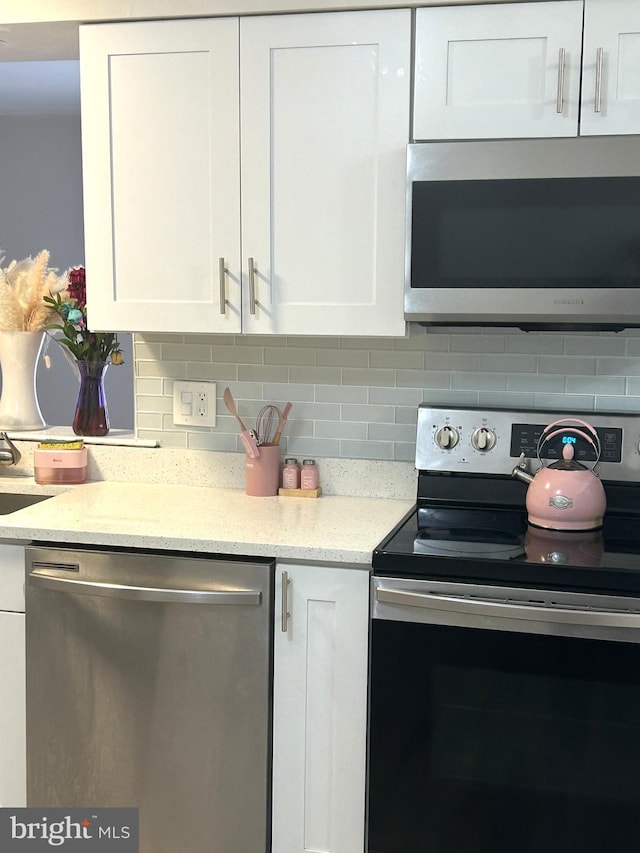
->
[173,381,216,427]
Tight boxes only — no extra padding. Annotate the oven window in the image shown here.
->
[410,176,640,289]
[368,621,640,853]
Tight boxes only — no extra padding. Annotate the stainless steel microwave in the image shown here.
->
[405,137,640,331]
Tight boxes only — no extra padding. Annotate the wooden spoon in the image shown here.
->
[223,387,260,458]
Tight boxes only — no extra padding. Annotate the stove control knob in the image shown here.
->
[471,427,496,452]
[435,425,459,449]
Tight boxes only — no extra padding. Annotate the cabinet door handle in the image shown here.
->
[248,257,258,315]
[281,570,291,632]
[594,47,604,113]
[219,257,227,314]
[556,47,566,114]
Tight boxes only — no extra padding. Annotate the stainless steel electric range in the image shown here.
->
[368,406,640,853]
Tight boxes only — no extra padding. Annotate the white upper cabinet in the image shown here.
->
[80,10,410,336]
[239,11,409,336]
[413,1,584,140]
[414,0,640,141]
[80,19,242,334]
[581,0,640,135]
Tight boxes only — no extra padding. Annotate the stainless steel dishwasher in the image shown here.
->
[25,544,274,853]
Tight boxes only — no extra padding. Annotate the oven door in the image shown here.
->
[368,577,640,853]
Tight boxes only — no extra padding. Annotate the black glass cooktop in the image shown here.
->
[373,504,640,596]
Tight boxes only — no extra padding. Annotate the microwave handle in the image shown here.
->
[556,47,566,114]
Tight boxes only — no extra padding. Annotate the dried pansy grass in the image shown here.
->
[0,249,68,331]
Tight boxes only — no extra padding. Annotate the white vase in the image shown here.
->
[0,330,46,430]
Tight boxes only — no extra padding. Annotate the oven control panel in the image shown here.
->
[510,422,622,463]
[416,405,640,482]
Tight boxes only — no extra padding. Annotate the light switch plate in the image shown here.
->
[173,381,216,427]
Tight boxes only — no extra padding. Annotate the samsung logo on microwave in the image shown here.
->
[553,298,584,305]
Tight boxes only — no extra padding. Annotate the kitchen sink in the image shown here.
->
[0,493,52,515]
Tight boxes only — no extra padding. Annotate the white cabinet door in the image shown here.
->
[272,563,369,853]
[581,0,640,135]
[0,613,25,808]
[240,11,410,336]
[0,543,27,808]
[80,19,242,333]
[414,1,583,140]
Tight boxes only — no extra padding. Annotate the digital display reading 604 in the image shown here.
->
[562,436,577,445]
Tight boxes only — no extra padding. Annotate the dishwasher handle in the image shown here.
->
[28,570,262,605]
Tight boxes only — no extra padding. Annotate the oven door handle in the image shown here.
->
[376,587,640,628]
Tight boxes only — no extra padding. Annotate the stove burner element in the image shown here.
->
[414,527,525,560]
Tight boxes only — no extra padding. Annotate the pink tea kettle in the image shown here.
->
[511,417,607,531]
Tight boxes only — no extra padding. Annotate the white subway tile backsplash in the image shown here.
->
[396,369,449,388]
[566,377,626,395]
[343,367,395,386]
[395,406,420,424]
[451,334,506,353]
[506,334,564,355]
[422,389,479,406]
[594,395,640,412]
[287,437,341,457]
[452,372,508,391]
[482,354,537,373]
[369,422,417,443]
[135,377,164,395]
[597,357,640,376]
[533,393,595,410]
[565,335,626,356]
[425,352,478,371]
[539,356,597,375]
[239,365,290,382]
[133,329,640,462]
[369,387,423,406]
[506,374,565,392]
[289,366,342,384]
[478,391,538,409]
[315,420,367,440]
[370,350,425,369]
[265,346,316,366]
[342,404,393,423]
[316,385,368,404]
[212,345,263,364]
[340,439,394,460]
[163,343,212,361]
[317,348,369,367]
[189,362,237,381]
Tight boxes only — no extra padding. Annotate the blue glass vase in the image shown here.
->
[72,360,109,436]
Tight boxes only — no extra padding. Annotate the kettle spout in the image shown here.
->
[511,463,534,485]
[511,451,534,484]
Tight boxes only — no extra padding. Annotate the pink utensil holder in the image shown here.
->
[246,445,281,496]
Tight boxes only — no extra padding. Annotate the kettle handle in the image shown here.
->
[540,417,599,441]
[537,419,602,471]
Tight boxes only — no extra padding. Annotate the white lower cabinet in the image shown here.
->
[0,543,26,808]
[272,563,369,853]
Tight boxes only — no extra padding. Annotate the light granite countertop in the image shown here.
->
[0,480,413,565]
